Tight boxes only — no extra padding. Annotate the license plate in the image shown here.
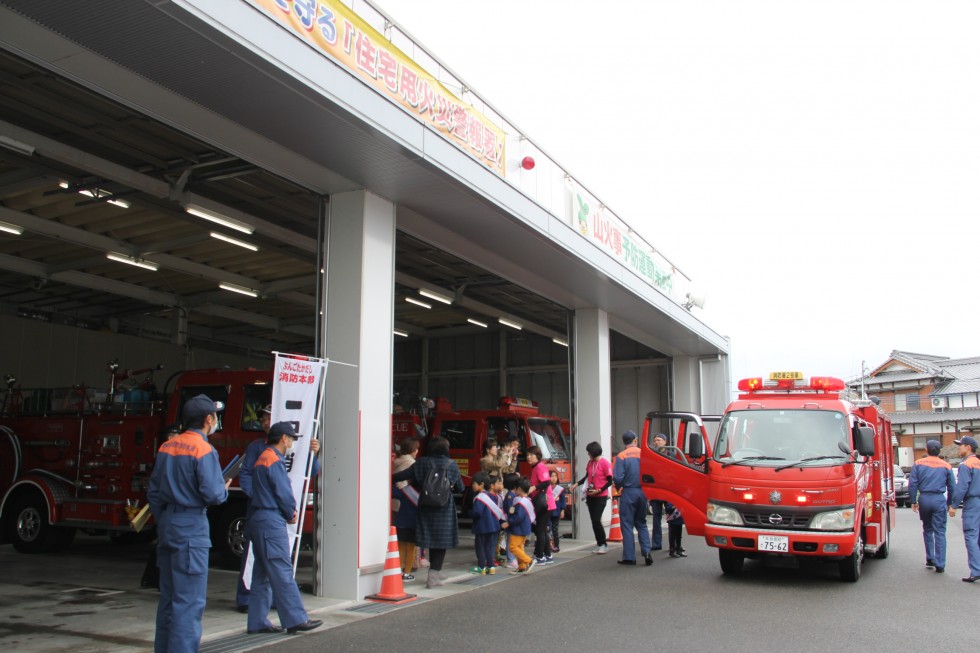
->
[758,535,789,552]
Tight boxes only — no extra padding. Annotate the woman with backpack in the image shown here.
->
[392,436,464,588]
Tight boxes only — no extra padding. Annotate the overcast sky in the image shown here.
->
[375,0,980,386]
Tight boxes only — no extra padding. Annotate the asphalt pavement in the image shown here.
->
[264,509,975,653]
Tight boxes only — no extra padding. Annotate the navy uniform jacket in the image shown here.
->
[614,444,642,490]
[238,437,267,498]
[909,456,954,506]
[148,429,227,527]
[249,447,296,522]
[241,438,321,499]
[953,456,980,506]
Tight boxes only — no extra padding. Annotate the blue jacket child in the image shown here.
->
[665,502,687,557]
[507,494,535,537]
[392,485,418,531]
[471,489,504,535]
[470,473,504,572]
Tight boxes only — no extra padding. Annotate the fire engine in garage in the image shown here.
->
[640,373,896,582]
[392,395,573,519]
[0,364,312,568]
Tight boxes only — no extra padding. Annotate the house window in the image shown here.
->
[906,394,920,411]
[949,395,964,409]
[965,394,979,409]
[895,395,906,411]
[913,436,928,449]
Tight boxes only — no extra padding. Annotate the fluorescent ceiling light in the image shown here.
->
[59,181,130,209]
[467,318,488,328]
[0,220,23,235]
[0,135,35,156]
[186,204,254,234]
[393,329,409,337]
[210,231,258,251]
[552,337,569,347]
[106,252,159,271]
[219,282,258,298]
[419,288,453,305]
[405,297,432,309]
[498,317,523,330]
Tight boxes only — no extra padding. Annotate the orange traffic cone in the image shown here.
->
[606,496,623,542]
[366,527,417,604]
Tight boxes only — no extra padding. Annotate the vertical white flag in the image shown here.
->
[243,353,326,587]
[272,353,326,558]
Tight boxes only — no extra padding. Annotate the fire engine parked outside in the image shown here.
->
[640,372,896,582]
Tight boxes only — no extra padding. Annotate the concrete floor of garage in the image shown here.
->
[0,527,610,653]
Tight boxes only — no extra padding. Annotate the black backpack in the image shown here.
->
[420,460,452,508]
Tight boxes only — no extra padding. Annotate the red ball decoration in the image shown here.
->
[520,156,535,170]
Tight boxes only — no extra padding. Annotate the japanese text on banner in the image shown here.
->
[248,0,505,175]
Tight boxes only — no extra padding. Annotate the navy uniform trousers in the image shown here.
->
[245,510,308,632]
[155,506,210,653]
[918,492,948,568]
[619,487,651,561]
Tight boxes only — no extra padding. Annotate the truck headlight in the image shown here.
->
[809,509,854,531]
[707,502,743,526]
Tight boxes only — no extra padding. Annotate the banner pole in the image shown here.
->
[291,358,330,576]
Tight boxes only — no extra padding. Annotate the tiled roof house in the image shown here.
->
[848,350,980,467]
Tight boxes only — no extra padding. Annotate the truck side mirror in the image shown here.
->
[854,426,876,456]
[689,434,704,458]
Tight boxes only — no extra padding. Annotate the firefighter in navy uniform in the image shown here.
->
[237,406,322,611]
[245,422,322,635]
[950,435,980,582]
[909,439,954,573]
[613,430,653,566]
[148,395,230,653]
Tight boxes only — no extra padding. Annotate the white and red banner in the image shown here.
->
[244,352,327,585]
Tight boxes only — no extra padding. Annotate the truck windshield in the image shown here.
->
[528,418,570,460]
[713,409,849,466]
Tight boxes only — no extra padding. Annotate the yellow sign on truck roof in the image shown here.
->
[769,371,804,380]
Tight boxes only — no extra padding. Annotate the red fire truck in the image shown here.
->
[640,372,896,582]
[0,365,312,568]
[392,395,573,487]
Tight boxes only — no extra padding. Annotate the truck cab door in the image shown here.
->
[640,412,714,536]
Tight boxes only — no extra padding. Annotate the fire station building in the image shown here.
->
[0,0,729,601]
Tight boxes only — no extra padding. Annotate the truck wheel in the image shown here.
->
[839,532,864,582]
[874,526,889,559]
[213,502,247,570]
[719,549,744,575]
[6,491,57,554]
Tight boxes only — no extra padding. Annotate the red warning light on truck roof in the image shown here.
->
[737,374,846,393]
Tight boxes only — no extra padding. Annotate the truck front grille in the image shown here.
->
[741,511,811,529]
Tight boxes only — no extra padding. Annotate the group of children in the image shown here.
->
[468,470,568,575]
[392,460,685,582]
